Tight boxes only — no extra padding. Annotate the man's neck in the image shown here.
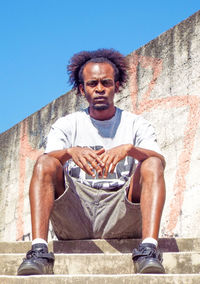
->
[89,106,116,121]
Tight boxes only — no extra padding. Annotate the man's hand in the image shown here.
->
[68,147,105,177]
[99,144,132,178]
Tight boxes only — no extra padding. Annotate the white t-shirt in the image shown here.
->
[45,107,161,189]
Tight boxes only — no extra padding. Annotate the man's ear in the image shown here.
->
[115,81,120,93]
[79,84,85,96]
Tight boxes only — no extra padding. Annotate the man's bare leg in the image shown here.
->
[129,157,166,274]
[29,154,65,241]
[18,154,64,275]
[128,156,166,240]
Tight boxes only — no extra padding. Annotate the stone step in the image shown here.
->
[1,252,200,275]
[0,238,200,253]
[1,274,200,284]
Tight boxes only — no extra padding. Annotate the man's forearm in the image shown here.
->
[45,149,72,165]
[45,146,105,177]
[127,144,166,168]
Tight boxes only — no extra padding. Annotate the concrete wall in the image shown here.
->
[1,10,200,241]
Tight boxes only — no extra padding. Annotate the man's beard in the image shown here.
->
[93,104,109,111]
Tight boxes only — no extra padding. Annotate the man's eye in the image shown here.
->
[102,80,113,87]
[87,81,97,87]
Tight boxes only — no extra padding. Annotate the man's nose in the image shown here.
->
[96,82,104,93]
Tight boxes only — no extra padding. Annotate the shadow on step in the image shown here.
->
[52,238,180,253]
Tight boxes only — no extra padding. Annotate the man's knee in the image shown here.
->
[140,157,164,181]
[33,154,63,177]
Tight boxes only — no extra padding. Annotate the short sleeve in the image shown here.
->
[44,118,72,153]
[134,116,162,154]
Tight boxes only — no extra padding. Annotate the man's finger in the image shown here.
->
[90,152,105,167]
[79,157,96,177]
[103,157,113,177]
[110,160,117,173]
[103,163,110,178]
[95,148,105,155]
[89,158,103,176]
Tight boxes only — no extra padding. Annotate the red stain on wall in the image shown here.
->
[129,52,200,236]
[17,120,43,240]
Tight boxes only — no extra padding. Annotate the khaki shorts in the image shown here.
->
[50,175,142,240]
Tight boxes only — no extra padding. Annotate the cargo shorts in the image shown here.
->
[50,174,142,240]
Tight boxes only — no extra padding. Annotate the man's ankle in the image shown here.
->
[142,237,158,247]
[32,238,48,247]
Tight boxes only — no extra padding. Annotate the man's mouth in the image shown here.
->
[94,96,107,102]
[92,97,109,110]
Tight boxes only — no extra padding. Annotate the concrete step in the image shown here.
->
[1,238,200,283]
[1,252,200,275]
[1,274,200,284]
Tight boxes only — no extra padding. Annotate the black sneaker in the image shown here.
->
[132,243,165,274]
[17,243,55,275]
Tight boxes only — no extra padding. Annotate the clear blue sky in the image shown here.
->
[0,1,199,133]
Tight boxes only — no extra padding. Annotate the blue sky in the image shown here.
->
[0,1,199,133]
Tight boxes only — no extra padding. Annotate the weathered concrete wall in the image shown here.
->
[1,10,200,241]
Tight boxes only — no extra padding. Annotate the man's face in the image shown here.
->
[80,62,119,112]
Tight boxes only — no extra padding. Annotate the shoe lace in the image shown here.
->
[26,249,41,259]
[132,245,162,262]
[26,248,54,262]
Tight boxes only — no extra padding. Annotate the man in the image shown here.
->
[17,48,166,275]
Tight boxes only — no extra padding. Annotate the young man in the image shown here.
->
[17,49,166,275]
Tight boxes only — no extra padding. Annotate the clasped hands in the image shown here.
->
[68,144,132,178]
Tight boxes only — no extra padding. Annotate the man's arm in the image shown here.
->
[99,144,165,178]
[46,143,165,178]
[45,147,105,177]
[127,144,165,168]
